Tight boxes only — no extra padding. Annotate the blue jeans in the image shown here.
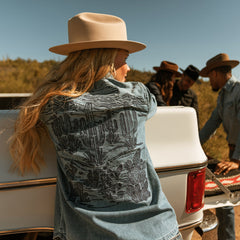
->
[216,206,235,240]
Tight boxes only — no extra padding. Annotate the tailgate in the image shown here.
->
[204,193,240,210]
[0,110,57,234]
[204,164,240,210]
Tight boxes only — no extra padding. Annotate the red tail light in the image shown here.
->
[186,168,206,213]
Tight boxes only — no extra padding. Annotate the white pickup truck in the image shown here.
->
[0,94,239,240]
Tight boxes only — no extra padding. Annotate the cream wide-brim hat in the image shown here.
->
[49,12,146,55]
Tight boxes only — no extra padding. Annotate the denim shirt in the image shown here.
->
[200,76,240,160]
[40,77,179,240]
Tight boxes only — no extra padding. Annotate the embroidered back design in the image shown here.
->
[43,85,151,208]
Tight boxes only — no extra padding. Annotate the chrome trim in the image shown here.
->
[0,163,208,190]
[179,219,202,231]
[0,93,32,98]
[0,222,202,236]
[155,162,208,173]
[0,177,56,190]
[0,227,53,236]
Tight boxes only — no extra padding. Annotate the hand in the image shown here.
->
[214,160,240,175]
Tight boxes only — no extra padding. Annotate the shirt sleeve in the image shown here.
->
[145,82,167,106]
[232,138,240,160]
[199,107,222,144]
[39,97,57,126]
[232,92,240,160]
[192,92,199,115]
[139,82,157,120]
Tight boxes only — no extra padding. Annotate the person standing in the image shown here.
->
[10,12,181,240]
[199,53,240,240]
[146,61,181,106]
[170,65,199,115]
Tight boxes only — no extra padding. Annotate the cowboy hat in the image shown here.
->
[153,61,182,77]
[200,53,239,77]
[49,12,146,55]
[180,65,199,81]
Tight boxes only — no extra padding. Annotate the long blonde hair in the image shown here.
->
[10,48,118,175]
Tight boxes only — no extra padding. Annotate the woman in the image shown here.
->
[10,12,181,240]
[146,61,181,106]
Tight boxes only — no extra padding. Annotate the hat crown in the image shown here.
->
[206,53,230,67]
[49,12,146,55]
[199,53,239,77]
[183,65,199,81]
[153,61,181,77]
[159,61,179,72]
[68,12,127,43]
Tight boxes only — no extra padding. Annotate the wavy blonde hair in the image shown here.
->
[10,48,118,175]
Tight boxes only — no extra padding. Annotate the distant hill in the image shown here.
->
[0,58,58,93]
[0,58,228,160]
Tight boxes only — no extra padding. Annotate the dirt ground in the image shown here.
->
[192,205,240,240]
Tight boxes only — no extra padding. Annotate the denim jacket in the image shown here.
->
[41,77,179,240]
[200,76,240,160]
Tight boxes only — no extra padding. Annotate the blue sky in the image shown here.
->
[1,0,240,79]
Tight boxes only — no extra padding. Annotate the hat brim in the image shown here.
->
[153,67,182,77]
[49,40,146,55]
[200,60,239,77]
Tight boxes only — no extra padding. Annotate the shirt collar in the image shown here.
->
[223,75,238,92]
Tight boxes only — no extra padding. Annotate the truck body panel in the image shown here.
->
[1,103,236,239]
